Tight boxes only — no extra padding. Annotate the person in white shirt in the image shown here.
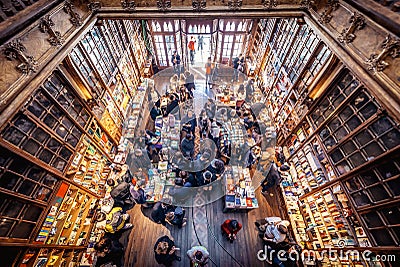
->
[187,245,209,266]
[256,217,290,244]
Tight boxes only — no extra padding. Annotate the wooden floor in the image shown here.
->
[119,187,285,267]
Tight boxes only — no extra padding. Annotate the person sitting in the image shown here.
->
[187,246,209,267]
[154,235,181,266]
[221,219,242,243]
[165,206,187,228]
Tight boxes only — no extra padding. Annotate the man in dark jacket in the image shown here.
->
[181,134,195,159]
[182,110,197,137]
[166,94,179,117]
[185,71,195,97]
[261,163,281,195]
[171,51,181,74]
[151,201,172,225]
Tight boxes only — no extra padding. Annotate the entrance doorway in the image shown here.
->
[187,33,212,67]
[186,20,213,67]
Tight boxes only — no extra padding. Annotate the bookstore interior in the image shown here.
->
[0,1,399,267]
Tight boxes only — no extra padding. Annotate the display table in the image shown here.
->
[224,166,258,211]
[142,115,181,202]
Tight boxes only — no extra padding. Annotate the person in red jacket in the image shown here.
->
[221,219,242,242]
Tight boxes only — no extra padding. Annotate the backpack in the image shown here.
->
[105,207,124,233]
[110,182,131,200]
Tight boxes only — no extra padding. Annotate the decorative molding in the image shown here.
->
[228,0,242,10]
[337,12,365,44]
[300,0,314,9]
[156,0,171,11]
[39,15,64,47]
[121,0,136,10]
[262,0,278,9]
[64,1,82,27]
[366,35,400,72]
[318,0,339,24]
[192,0,206,10]
[88,1,101,11]
[4,39,38,75]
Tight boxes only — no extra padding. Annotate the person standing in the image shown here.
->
[188,37,196,65]
[198,35,204,51]
[181,133,195,159]
[205,57,213,89]
[171,51,181,74]
[232,54,241,82]
[154,235,181,266]
[182,110,197,137]
[187,245,209,267]
[221,219,242,242]
[198,109,210,139]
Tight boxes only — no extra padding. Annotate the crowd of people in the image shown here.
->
[88,48,303,266]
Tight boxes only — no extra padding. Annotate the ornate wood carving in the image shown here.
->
[338,12,365,44]
[156,0,172,11]
[262,0,278,9]
[4,39,38,75]
[39,15,64,47]
[366,35,400,72]
[88,1,101,11]
[64,1,82,27]
[121,0,136,10]
[300,0,314,9]
[318,0,339,24]
[192,0,206,10]
[228,0,242,10]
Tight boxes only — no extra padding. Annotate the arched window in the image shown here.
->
[151,20,177,67]
[237,21,243,31]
